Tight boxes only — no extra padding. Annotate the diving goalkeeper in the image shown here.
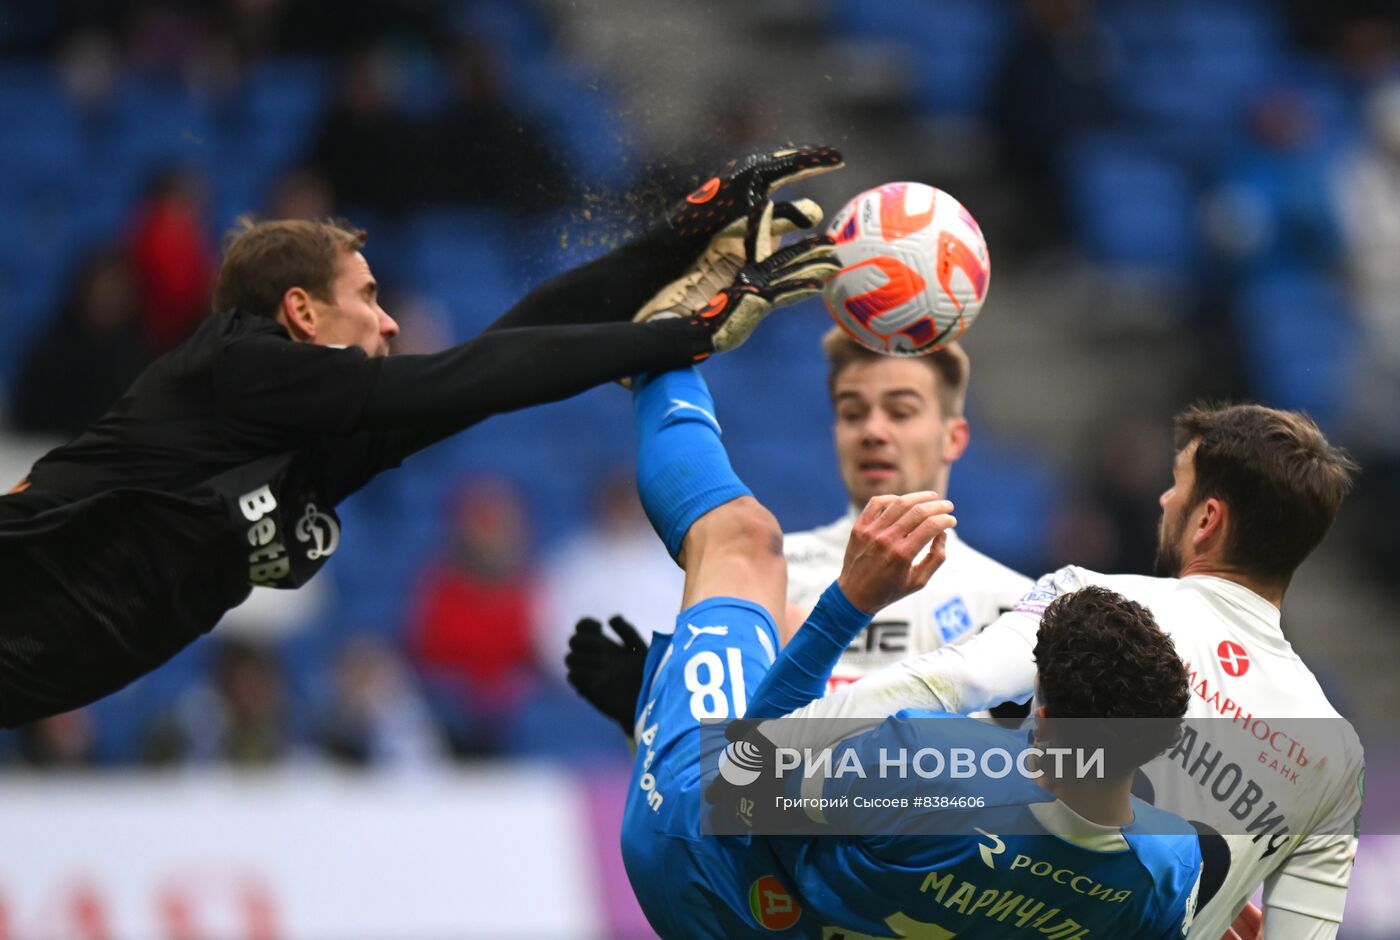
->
[0,146,842,727]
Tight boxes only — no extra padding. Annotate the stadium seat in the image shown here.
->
[507,58,638,189]
[231,58,333,168]
[499,679,632,763]
[1061,133,1200,279]
[109,76,219,176]
[1105,0,1283,160]
[947,438,1058,576]
[827,0,1014,116]
[398,209,525,337]
[447,0,553,60]
[1236,268,1357,428]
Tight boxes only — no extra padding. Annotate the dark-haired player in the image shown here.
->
[747,404,1365,939]
[0,146,843,727]
[576,353,1201,938]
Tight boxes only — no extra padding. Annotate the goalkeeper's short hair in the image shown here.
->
[214,217,367,320]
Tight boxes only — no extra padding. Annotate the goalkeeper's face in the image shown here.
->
[311,250,400,357]
[833,358,968,507]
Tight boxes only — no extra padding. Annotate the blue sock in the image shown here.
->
[633,368,752,560]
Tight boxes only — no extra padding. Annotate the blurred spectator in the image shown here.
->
[58,29,121,113]
[1334,80,1400,412]
[143,640,290,767]
[1332,80,1400,582]
[264,166,335,221]
[1045,492,1121,575]
[1087,418,1172,575]
[535,471,682,679]
[991,0,1120,243]
[409,477,537,755]
[418,37,574,213]
[11,248,150,438]
[214,0,294,62]
[307,47,417,216]
[319,635,446,770]
[11,710,98,769]
[1289,5,1400,85]
[1205,85,1346,275]
[127,1,242,93]
[127,166,216,353]
[380,289,454,354]
[272,0,445,57]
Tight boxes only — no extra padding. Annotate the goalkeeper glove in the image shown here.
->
[565,615,649,736]
[657,205,841,353]
[638,198,826,323]
[640,145,845,322]
[666,145,845,249]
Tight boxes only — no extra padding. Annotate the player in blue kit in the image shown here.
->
[589,358,1203,939]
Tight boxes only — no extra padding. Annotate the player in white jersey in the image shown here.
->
[748,403,1365,940]
[783,328,1031,693]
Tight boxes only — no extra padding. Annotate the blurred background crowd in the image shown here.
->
[0,0,1395,787]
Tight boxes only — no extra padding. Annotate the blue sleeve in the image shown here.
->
[745,582,871,719]
[1147,843,1200,940]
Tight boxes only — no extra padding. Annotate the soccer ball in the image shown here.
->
[823,182,991,356]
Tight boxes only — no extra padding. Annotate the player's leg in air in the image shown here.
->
[604,351,957,938]
[611,359,787,934]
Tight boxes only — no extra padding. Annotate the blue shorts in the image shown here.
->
[618,597,798,939]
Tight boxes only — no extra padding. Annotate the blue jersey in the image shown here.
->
[770,713,1202,939]
[620,597,1201,939]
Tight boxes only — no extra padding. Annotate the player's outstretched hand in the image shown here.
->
[679,220,841,353]
[564,615,649,736]
[837,492,957,614]
[667,145,845,248]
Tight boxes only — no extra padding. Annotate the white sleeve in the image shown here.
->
[1257,909,1338,940]
[1258,833,1357,935]
[1259,739,1362,936]
[757,611,1040,752]
[1260,834,1355,935]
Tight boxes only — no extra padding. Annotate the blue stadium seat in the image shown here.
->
[87,640,214,763]
[948,438,1058,576]
[1105,0,1283,155]
[1236,268,1357,428]
[507,58,637,189]
[499,679,631,763]
[109,77,219,177]
[1061,134,1199,278]
[399,210,524,337]
[910,0,1017,116]
[242,58,332,126]
[828,0,1015,116]
[232,58,333,168]
[511,207,626,286]
[447,0,554,59]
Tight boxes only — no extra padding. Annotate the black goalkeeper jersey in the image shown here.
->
[0,224,711,726]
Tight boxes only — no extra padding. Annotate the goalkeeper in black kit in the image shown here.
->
[0,146,845,727]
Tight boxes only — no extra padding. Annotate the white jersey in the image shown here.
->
[784,509,1031,692]
[765,567,1364,940]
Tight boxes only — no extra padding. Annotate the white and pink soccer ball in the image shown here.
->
[823,182,991,357]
